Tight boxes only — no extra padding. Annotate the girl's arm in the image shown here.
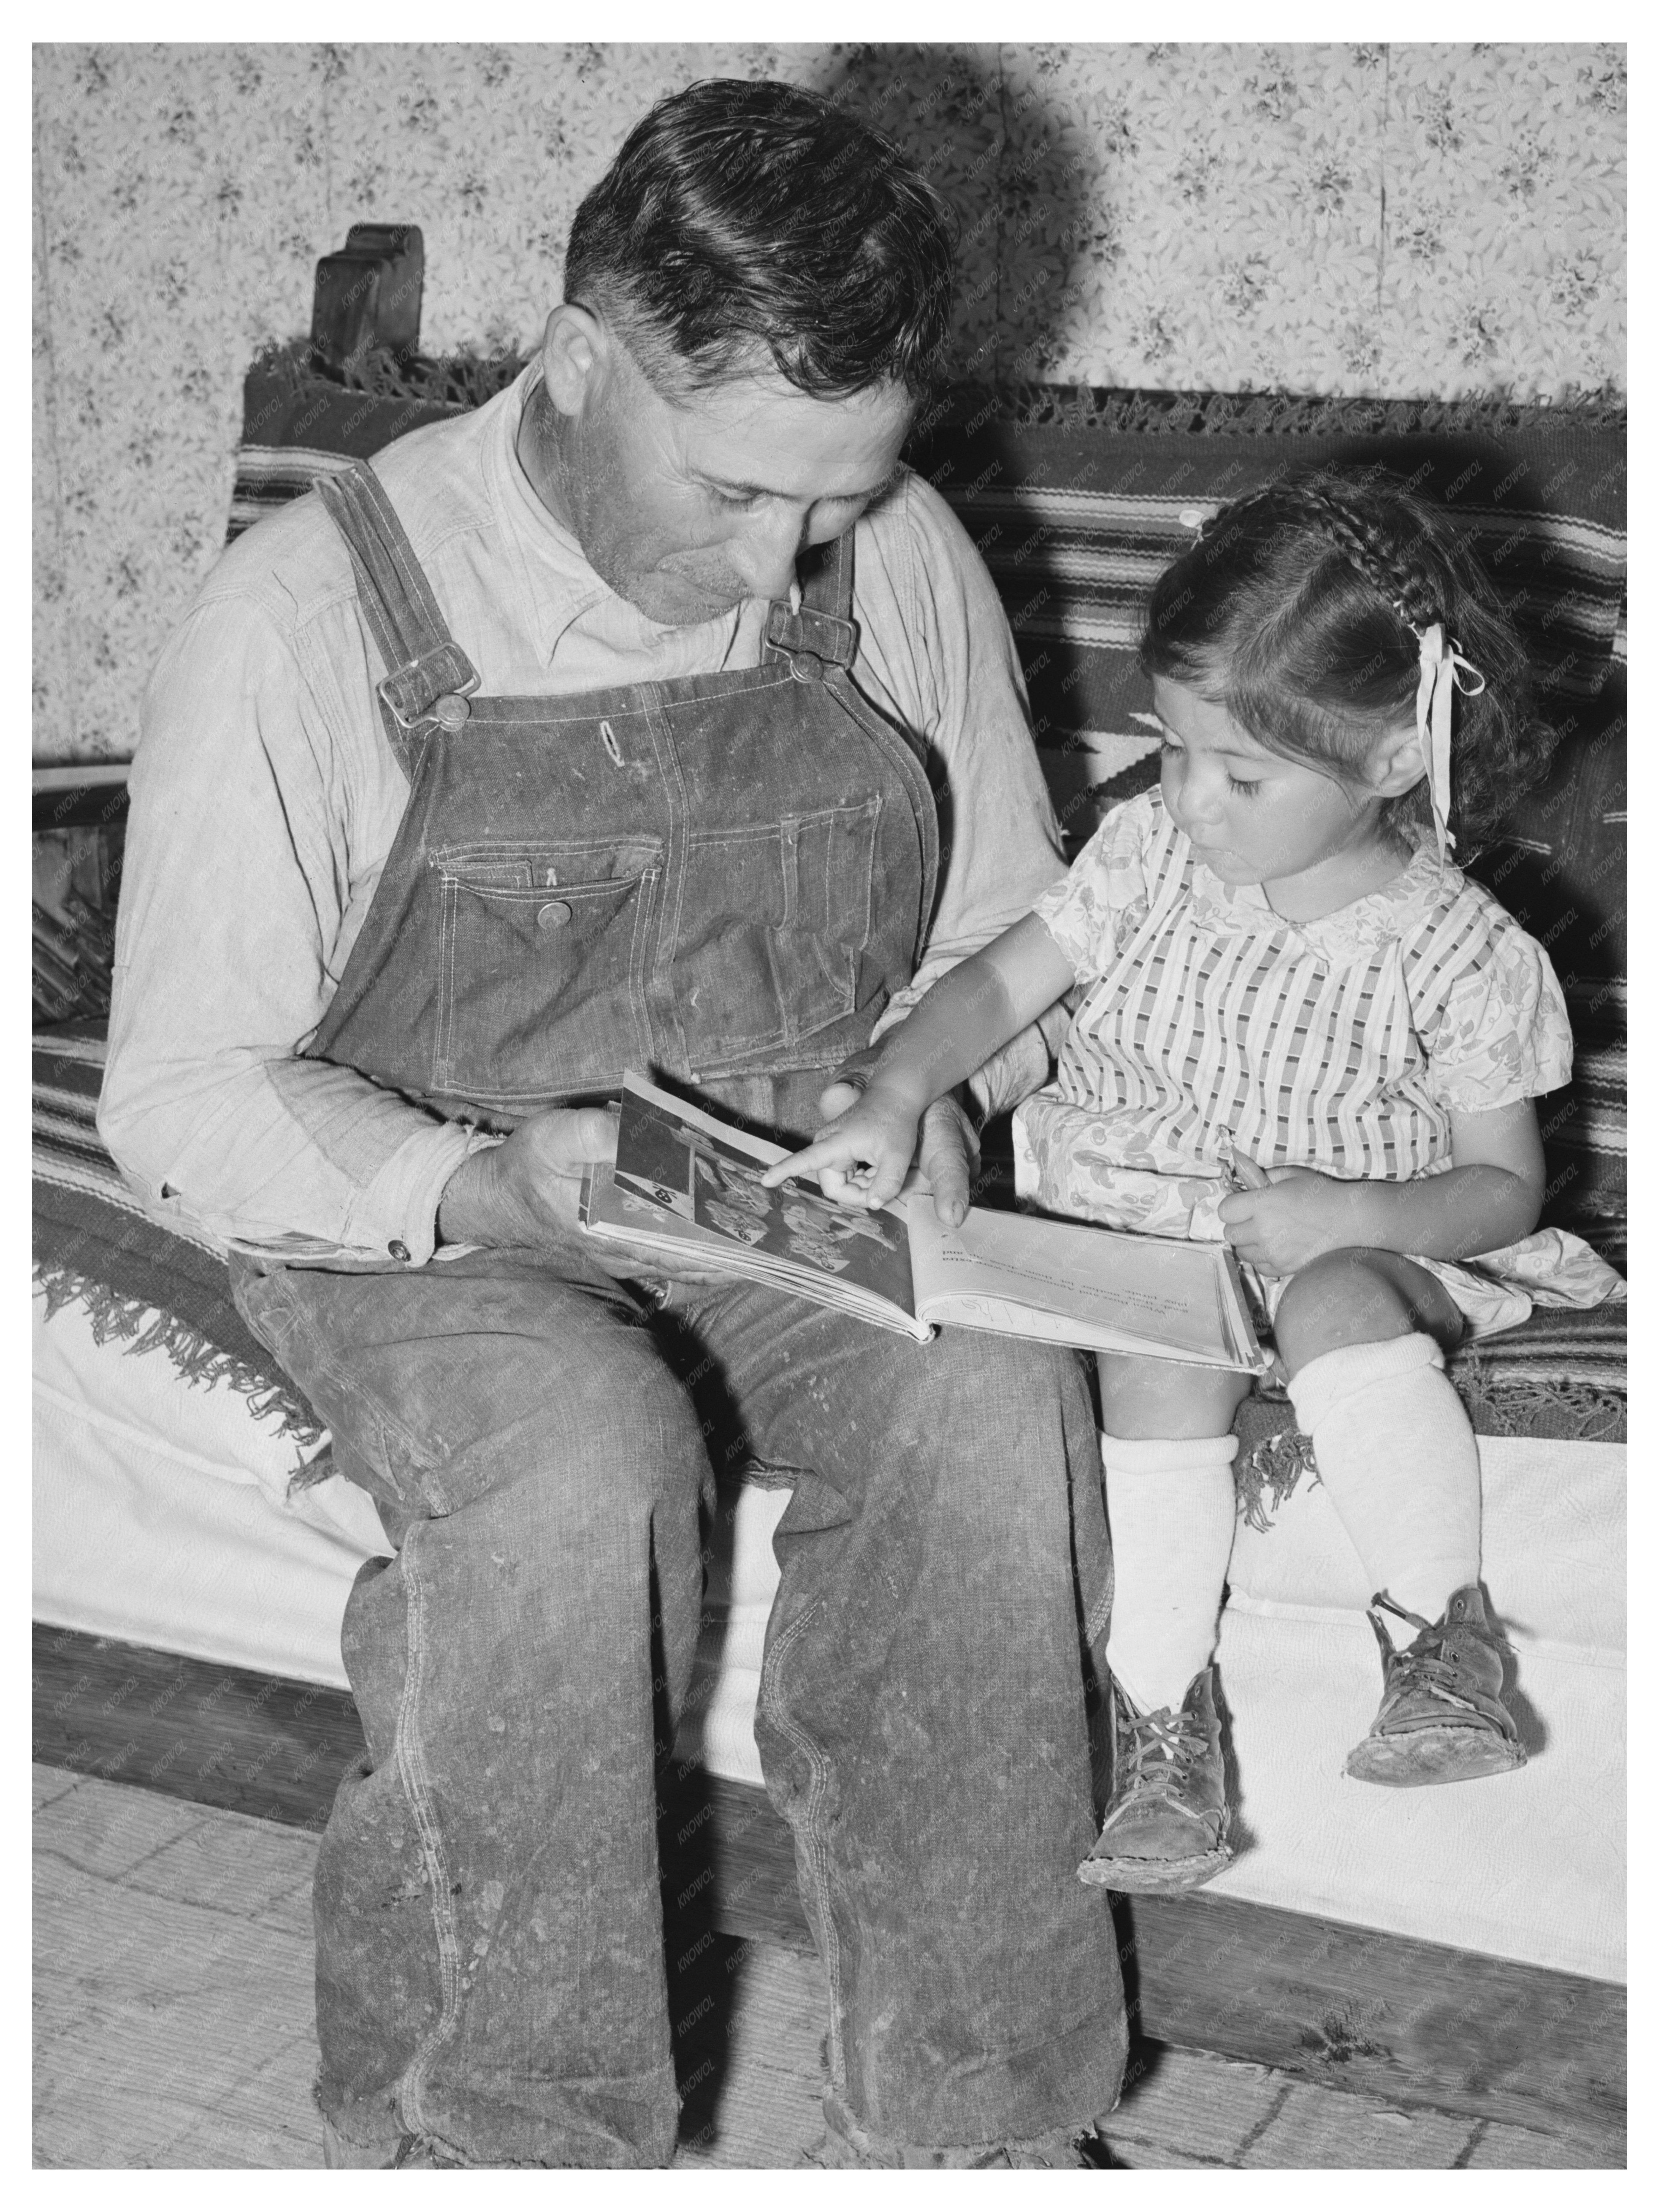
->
[762,913,1077,1216]
[1220,1099,1546,1276]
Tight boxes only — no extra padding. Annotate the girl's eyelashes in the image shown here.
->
[1159,736,1263,799]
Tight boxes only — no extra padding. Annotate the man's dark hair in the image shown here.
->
[563,78,955,401]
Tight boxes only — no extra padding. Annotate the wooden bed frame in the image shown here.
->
[33,1621,1626,2161]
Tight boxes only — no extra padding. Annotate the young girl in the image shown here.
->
[762,471,1623,1897]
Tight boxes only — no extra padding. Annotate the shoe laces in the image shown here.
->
[1366,1591,1510,1711]
[1117,1699,1209,1802]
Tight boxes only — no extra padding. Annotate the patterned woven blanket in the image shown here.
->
[34,1027,1623,1457]
[230,355,1627,1041]
[31,1026,325,1448]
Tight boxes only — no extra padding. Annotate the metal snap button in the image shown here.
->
[430,693,471,732]
[537,899,573,930]
[387,1239,411,1263]
[788,649,825,683]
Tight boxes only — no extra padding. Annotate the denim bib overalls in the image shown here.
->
[307,463,939,1141]
[234,457,1124,2168]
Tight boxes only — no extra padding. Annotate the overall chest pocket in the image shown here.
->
[430,840,661,1103]
[668,798,883,1062]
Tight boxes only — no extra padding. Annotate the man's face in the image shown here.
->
[526,315,914,626]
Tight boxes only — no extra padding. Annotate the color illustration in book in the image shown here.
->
[609,1085,917,1304]
[584,1074,1268,1370]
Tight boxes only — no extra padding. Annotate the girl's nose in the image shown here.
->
[1180,766,1229,826]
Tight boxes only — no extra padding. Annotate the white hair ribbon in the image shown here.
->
[1412,622,1485,862]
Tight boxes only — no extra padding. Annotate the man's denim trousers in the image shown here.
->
[234,1244,1127,2166]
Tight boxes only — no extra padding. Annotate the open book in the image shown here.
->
[579,1073,1268,1372]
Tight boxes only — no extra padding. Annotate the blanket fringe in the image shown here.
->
[33,1260,328,1455]
[1234,1428,1321,1535]
[1234,1357,1626,1533]
[249,338,1627,437]
[1447,1356,1627,1444]
[963,381,1628,436]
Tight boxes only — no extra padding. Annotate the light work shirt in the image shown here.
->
[100,368,1065,1265]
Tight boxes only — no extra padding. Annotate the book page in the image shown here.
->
[904,1201,1264,1369]
[600,1073,920,1315]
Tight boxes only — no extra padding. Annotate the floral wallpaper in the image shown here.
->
[33,42,1625,763]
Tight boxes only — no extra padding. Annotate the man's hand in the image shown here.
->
[1218,1161,1377,1277]
[914,1092,981,1228]
[436,1107,730,1287]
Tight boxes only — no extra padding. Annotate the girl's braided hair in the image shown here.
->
[1139,469,1556,858]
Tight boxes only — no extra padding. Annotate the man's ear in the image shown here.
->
[1369,721,1428,799]
[539,303,609,419]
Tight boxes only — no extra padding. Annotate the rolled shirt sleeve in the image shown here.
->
[100,585,483,1266]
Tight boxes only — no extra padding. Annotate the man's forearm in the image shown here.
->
[98,1037,477,1264]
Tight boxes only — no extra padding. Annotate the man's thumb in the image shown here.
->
[543,1105,620,1174]
[816,1080,863,1123]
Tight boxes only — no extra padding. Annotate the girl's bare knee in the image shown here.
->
[1096,1349,1251,1440]
[1274,1250,1462,1375]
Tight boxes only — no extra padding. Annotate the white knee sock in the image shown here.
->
[1288,1334,1481,1637]
[1101,1431,1239,1714]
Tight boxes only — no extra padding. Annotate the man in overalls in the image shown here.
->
[102,79,1127,2169]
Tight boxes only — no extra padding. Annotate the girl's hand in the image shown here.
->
[1218,1164,1378,1277]
[760,1089,923,1211]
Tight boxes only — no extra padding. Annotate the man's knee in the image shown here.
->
[266,1265,706,1519]
[893,1332,1094,1519]
[928,1330,1092,1424]
[445,1309,706,1516]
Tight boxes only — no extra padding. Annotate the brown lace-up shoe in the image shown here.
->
[1344,1585,1526,1787]
[1076,1666,1233,1894]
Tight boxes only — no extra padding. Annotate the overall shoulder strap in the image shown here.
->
[314,463,479,772]
[764,526,859,672]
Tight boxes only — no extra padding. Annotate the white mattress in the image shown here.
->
[33,1287,1625,1981]
[33,1290,387,1686]
[1211,1433,1626,1981]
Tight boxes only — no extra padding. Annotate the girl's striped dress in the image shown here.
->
[1017,790,1622,1336]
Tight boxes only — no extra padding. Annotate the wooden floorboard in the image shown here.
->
[34,1766,1616,2171]
[33,1622,1625,2161]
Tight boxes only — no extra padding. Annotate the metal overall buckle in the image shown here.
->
[376,643,481,732]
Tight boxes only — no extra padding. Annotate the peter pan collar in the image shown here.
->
[1189,843,1455,959]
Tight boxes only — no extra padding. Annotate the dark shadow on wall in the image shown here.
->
[805,45,1103,385]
